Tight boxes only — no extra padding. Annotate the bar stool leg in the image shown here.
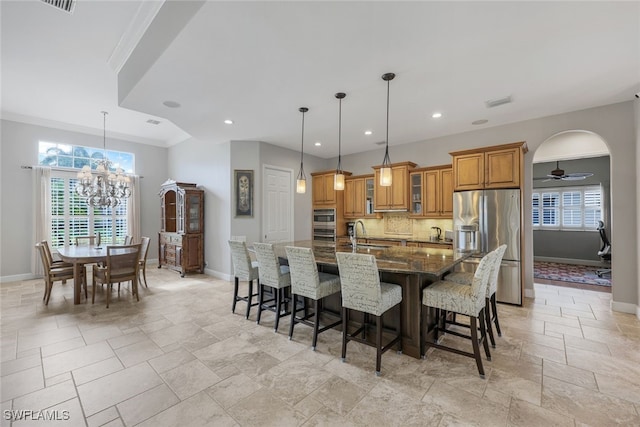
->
[491,294,502,336]
[256,284,264,325]
[341,307,348,362]
[288,292,297,340]
[484,300,496,348]
[375,314,383,376]
[479,309,491,360]
[469,316,485,378]
[245,280,253,319]
[274,288,282,332]
[312,299,320,351]
[232,277,239,313]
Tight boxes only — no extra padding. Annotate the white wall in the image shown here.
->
[335,101,638,311]
[168,137,231,278]
[0,119,167,281]
[167,138,328,279]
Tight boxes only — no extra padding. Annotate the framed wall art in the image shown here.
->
[234,169,253,217]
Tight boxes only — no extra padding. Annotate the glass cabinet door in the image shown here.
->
[365,177,375,215]
[410,172,422,215]
[187,194,201,232]
[177,192,185,234]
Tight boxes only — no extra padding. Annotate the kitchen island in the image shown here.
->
[267,241,470,358]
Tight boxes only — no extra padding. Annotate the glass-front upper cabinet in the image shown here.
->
[410,171,423,216]
[365,176,375,216]
[159,180,204,235]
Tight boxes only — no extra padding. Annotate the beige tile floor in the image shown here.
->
[1,266,639,426]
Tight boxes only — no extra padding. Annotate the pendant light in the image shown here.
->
[380,72,395,187]
[296,107,309,194]
[334,92,346,191]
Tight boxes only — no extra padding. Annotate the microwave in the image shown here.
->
[312,208,336,228]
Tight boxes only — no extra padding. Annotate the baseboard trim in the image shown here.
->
[205,268,232,282]
[0,273,38,283]
[534,256,605,267]
[610,300,638,315]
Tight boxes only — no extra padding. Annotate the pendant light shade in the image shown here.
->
[334,92,346,191]
[296,107,308,194]
[380,73,395,187]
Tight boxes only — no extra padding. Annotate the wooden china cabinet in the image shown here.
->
[158,180,204,277]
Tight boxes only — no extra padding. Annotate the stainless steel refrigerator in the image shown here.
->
[453,189,522,305]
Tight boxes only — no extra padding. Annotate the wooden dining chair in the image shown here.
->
[92,244,141,308]
[124,235,134,245]
[138,236,151,287]
[35,242,77,305]
[75,233,100,246]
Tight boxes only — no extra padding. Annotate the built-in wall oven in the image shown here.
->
[312,208,336,242]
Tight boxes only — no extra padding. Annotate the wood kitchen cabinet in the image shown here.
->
[450,142,527,191]
[159,180,204,277]
[344,174,378,219]
[372,162,416,211]
[409,165,453,218]
[311,170,352,206]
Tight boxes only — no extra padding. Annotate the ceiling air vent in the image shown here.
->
[485,95,512,108]
[41,0,75,14]
[146,119,161,125]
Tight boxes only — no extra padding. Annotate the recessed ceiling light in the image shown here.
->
[364,130,373,135]
[472,119,489,125]
[432,112,442,119]
[224,119,233,125]
[163,100,181,108]
[314,142,322,147]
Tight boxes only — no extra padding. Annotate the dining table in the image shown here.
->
[57,245,138,304]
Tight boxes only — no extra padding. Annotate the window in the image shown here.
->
[49,172,129,248]
[532,185,602,231]
[40,140,135,249]
[39,141,134,173]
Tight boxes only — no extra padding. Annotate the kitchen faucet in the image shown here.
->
[350,219,367,251]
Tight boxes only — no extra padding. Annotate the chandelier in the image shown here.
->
[75,111,131,207]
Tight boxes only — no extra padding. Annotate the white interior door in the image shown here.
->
[262,165,293,242]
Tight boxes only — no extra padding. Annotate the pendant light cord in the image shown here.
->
[384,78,390,160]
[300,110,305,170]
[337,97,342,172]
[101,111,108,160]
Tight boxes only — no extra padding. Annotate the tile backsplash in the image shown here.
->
[360,213,452,240]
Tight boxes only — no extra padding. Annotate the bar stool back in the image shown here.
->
[444,245,507,346]
[285,246,342,350]
[253,242,291,332]
[422,250,495,378]
[336,252,402,376]
[228,240,260,319]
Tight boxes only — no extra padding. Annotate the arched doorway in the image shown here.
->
[531,130,612,292]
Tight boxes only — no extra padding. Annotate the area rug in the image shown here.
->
[534,261,611,287]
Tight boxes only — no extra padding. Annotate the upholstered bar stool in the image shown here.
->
[335,252,402,376]
[228,240,260,319]
[285,246,342,350]
[253,242,292,332]
[422,250,495,378]
[444,245,507,347]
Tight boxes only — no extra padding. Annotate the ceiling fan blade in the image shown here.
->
[565,172,593,178]
[546,174,562,179]
[561,175,589,181]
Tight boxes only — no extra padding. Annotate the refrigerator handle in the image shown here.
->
[482,193,488,254]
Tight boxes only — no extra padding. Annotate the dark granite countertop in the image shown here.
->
[269,240,468,277]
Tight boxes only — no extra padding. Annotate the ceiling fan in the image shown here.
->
[534,161,594,182]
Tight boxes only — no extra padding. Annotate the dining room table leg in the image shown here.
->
[73,262,83,304]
